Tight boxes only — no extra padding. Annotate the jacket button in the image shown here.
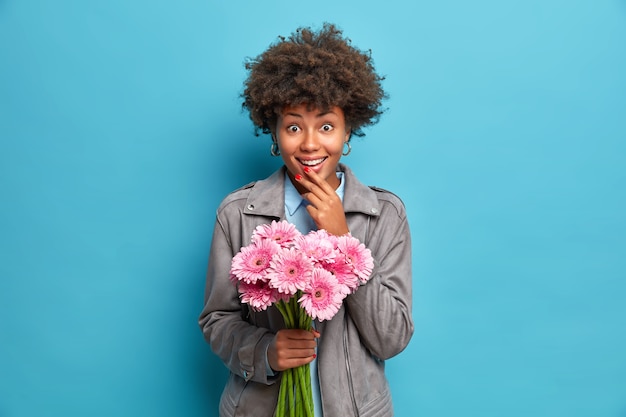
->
[247,204,254,210]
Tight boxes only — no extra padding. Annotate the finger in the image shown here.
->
[269,338,317,371]
[293,173,315,198]
[277,354,317,370]
[302,167,337,195]
[280,328,317,341]
[296,169,337,205]
[278,339,317,351]
[302,191,323,210]
[302,188,343,216]
[297,177,342,210]
[274,330,317,351]
[304,205,349,236]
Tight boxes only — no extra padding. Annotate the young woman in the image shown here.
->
[199,23,413,417]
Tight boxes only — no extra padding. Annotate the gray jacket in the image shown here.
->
[199,164,413,417]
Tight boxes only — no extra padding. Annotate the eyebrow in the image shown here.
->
[283,110,337,118]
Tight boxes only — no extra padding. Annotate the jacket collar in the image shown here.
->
[243,164,381,218]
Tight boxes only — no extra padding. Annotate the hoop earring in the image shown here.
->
[342,141,351,156]
[270,141,280,157]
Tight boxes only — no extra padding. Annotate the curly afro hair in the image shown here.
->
[242,23,387,138]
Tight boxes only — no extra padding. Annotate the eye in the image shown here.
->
[287,125,300,133]
[320,123,334,132]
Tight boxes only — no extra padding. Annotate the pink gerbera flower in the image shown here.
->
[309,229,339,246]
[252,220,301,248]
[319,258,358,295]
[294,230,337,266]
[267,248,314,296]
[238,281,279,311]
[337,235,374,284]
[230,239,281,284]
[298,268,344,321]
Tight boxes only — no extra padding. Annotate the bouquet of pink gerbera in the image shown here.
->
[230,220,374,417]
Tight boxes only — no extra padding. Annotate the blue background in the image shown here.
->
[1,1,625,416]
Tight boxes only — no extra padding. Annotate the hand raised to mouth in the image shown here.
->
[295,167,350,236]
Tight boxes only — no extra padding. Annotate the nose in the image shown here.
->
[300,129,320,151]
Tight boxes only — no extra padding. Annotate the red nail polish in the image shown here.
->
[304,167,311,173]
[295,174,302,181]
[312,354,317,359]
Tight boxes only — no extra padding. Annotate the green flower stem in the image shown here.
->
[297,364,314,416]
[283,299,297,328]
[276,374,287,416]
[274,297,314,417]
[287,368,295,417]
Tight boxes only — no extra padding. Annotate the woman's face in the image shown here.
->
[275,104,350,193]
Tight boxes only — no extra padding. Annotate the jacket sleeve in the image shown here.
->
[198,213,278,385]
[344,197,414,360]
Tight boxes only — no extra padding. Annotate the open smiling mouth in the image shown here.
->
[298,157,327,167]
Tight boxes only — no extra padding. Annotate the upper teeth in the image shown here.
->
[301,158,325,166]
